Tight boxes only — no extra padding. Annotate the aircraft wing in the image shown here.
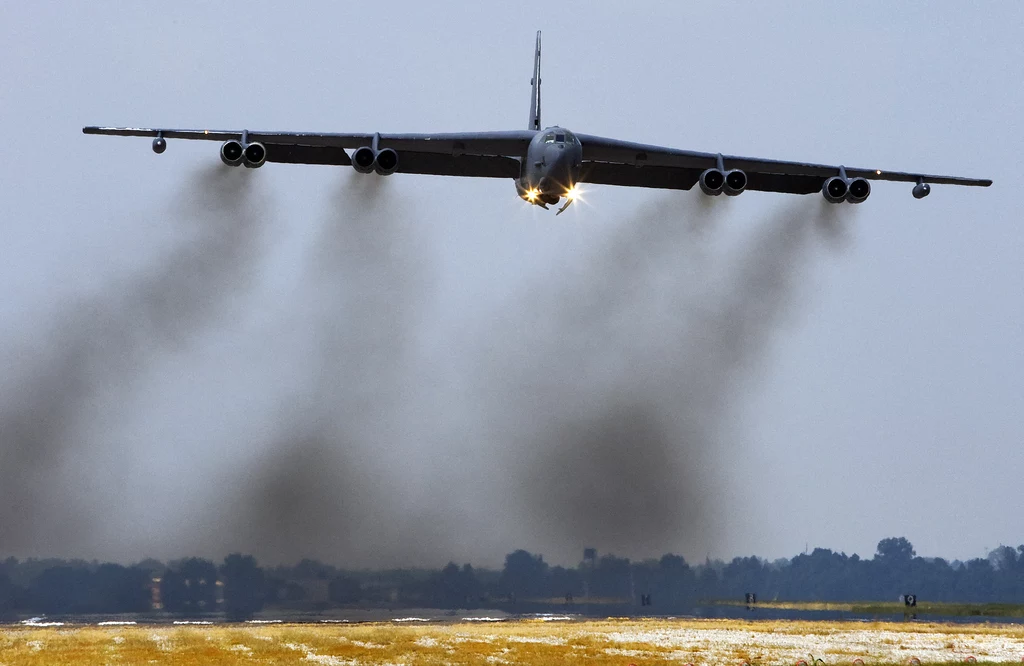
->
[82,127,531,178]
[575,134,992,193]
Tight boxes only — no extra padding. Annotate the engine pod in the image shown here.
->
[243,142,266,168]
[220,140,244,167]
[699,168,725,196]
[822,176,848,203]
[724,169,747,196]
[846,177,870,203]
[374,148,399,175]
[352,146,375,174]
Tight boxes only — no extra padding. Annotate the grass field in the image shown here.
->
[3,617,1024,665]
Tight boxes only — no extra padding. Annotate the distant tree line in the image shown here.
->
[2,538,1023,621]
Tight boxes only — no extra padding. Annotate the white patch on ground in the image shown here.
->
[599,626,1024,664]
[25,640,44,651]
[462,617,505,622]
[303,656,357,666]
[394,617,430,622]
[351,640,386,648]
[172,620,214,625]
[533,614,575,621]
[506,635,567,645]
[246,619,282,624]
[149,633,171,652]
[415,636,439,647]
[604,647,656,657]
[452,633,497,643]
[320,619,351,624]
[283,640,358,665]
[112,636,126,644]
[98,621,137,626]
[21,617,63,627]
[229,644,253,653]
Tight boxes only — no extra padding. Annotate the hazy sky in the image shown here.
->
[1,1,1021,568]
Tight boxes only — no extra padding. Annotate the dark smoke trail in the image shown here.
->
[478,197,846,563]
[215,173,436,565]
[0,165,270,556]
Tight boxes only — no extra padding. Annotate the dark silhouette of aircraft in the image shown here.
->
[85,32,990,215]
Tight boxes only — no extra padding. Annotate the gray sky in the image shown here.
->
[1,1,1021,568]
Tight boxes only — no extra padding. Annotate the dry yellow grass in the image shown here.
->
[2,618,1024,665]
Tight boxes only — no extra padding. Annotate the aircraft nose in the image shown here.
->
[547,149,573,185]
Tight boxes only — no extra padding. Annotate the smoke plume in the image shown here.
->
[210,174,436,564]
[450,197,842,563]
[0,174,848,567]
[0,165,270,554]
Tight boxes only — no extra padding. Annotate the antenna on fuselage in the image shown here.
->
[528,31,542,131]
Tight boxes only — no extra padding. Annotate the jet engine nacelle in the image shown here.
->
[352,146,376,174]
[243,142,266,168]
[822,176,849,203]
[699,168,725,196]
[221,140,244,167]
[374,147,399,175]
[724,169,747,196]
[846,177,870,204]
[913,182,931,199]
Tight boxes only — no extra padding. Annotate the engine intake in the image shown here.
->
[913,182,931,199]
[374,147,399,175]
[846,177,870,203]
[220,140,244,167]
[724,169,747,196]
[699,168,725,196]
[352,146,375,174]
[243,142,266,168]
[822,176,849,203]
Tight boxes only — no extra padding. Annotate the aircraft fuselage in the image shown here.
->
[516,126,583,207]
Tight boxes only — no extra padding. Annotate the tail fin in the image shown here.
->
[528,31,542,131]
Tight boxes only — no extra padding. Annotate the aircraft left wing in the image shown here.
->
[82,127,532,178]
[575,133,992,194]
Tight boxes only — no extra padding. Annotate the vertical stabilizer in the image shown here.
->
[528,31,542,131]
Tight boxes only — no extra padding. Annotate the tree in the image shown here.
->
[161,558,218,615]
[876,537,916,563]
[221,554,265,621]
[430,563,481,609]
[499,550,548,601]
[591,554,631,599]
[328,575,362,605]
[93,564,152,613]
[29,566,94,614]
[0,571,16,620]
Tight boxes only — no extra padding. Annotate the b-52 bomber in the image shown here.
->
[84,31,990,215]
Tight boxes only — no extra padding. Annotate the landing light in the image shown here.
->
[526,188,539,201]
[565,185,583,201]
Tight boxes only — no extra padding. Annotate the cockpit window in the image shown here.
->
[563,130,577,144]
[543,133,556,143]
[555,133,566,143]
